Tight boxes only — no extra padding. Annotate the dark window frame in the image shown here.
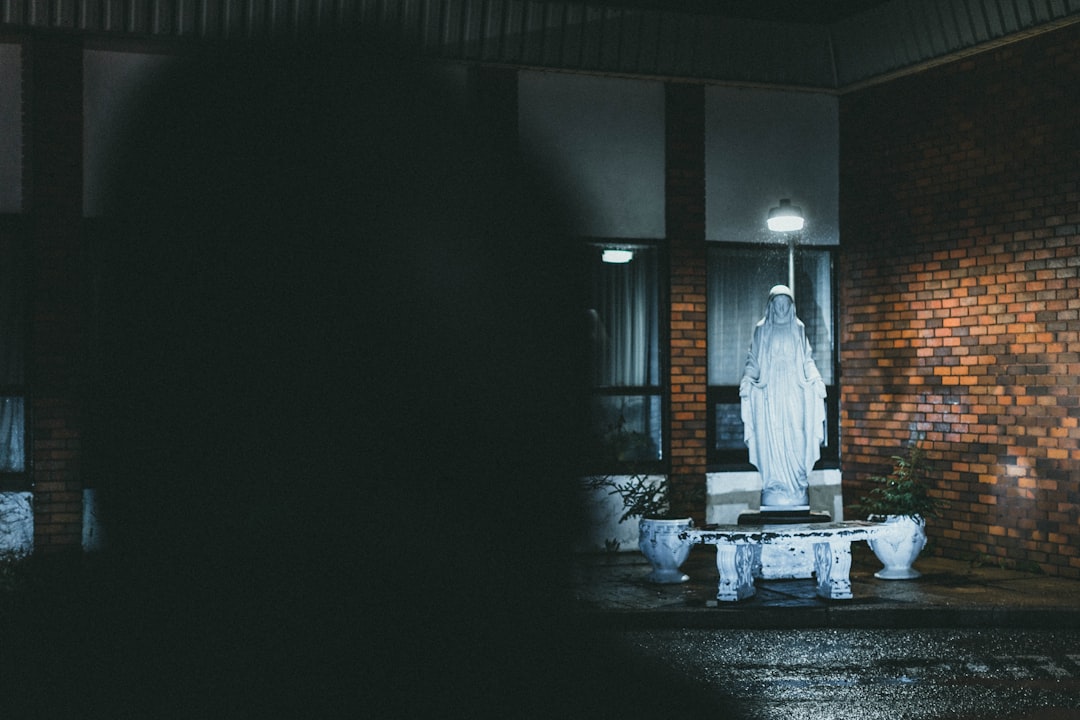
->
[584,239,668,476]
[706,242,840,472]
[0,215,32,492]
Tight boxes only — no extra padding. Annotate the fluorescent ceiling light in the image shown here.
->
[767,198,805,232]
[602,249,634,264]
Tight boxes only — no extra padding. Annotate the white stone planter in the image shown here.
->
[868,514,927,580]
[638,517,693,584]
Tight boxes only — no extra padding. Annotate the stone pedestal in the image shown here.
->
[737,509,831,525]
[737,509,831,578]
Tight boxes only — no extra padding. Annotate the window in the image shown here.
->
[0,222,27,485]
[707,243,838,468]
[587,242,663,468]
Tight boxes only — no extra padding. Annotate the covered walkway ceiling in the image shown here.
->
[2,0,1078,90]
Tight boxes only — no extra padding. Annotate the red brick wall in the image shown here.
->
[24,36,85,552]
[840,24,1080,576]
[665,82,707,521]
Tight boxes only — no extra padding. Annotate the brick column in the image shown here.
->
[24,36,85,552]
[665,83,707,522]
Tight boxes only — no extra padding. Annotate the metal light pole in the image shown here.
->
[767,198,804,295]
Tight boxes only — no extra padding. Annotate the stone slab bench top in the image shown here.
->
[682,520,887,545]
[680,520,895,602]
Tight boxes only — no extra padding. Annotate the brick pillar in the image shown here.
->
[24,36,85,552]
[665,83,707,522]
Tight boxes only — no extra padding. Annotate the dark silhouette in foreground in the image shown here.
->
[0,40,743,718]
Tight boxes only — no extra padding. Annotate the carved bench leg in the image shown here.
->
[813,540,854,600]
[715,544,756,602]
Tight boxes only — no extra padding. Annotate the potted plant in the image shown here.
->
[586,469,702,585]
[852,443,945,580]
[587,472,695,587]
[584,417,704,583]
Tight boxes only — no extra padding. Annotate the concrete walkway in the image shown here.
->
[572,543,1080,630]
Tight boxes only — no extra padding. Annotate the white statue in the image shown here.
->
[740,285,827,509]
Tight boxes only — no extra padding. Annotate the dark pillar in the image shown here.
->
[664,83,707,522]
[24,35,85,552]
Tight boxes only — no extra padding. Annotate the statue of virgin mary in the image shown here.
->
[739,285,827,509]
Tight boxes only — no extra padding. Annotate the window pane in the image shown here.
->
[707,245,788,385]
[589,245,659,387]
[0,235,26,385]
[0,397,24,472]
[794,249,834,384]
[0,232,26,475]
[590,394,662,462]
[708,245,833,385]
[713,401,744,450]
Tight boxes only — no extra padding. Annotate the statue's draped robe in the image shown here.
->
[740,308,826,506]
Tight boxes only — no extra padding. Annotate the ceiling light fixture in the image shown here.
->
[766,198,805,232]
[601,248,634,264]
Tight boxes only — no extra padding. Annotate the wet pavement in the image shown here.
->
[572,543,1080,629]
[614,626,1080,719]
[567,544,1080,718]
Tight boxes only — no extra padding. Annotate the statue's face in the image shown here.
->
[771,294,793,324]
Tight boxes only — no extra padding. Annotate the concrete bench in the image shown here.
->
[680,520,891,602]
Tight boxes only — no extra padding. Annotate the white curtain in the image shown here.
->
[0,398,23,472]
[589,246,661,460]
[794,250,834,385]
[708,245,788,385]
[590,247,658,388]
[708,245,833,386]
